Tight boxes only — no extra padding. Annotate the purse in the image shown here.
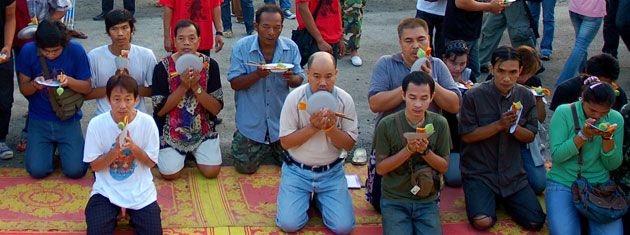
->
[291,0,323,67]
[569,103,630,224]
[393,112,443,199]
[39,53,84,120]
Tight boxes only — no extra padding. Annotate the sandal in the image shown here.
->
[540,54,550,61]
[70,30,88,39]
[223,30,233,38]
[16,137,27,152]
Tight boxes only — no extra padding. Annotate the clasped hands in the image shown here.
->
[407,138,429,154]
[582,118,613,140]
[310,109,337,131]
[179,68,202,92]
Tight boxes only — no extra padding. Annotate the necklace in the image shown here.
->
[406,116,425,128]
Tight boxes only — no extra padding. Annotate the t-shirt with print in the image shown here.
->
[417,0,447,16]
[374,110,451,203]
[279,84,358,166]
[296,0,342,44]
[443,0,482,41]
[15,41,91,121]
[88,44,157,116]
[83,111,160,210]
[159,0,220,51]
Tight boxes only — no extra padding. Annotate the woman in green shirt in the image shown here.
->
[547,79,624,234]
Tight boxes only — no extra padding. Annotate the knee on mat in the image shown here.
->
[277,216,307,233]
[328,220,355,235]
[64,169,87,179]
[235,162,258,174]
[198,165,221,178]
[527,222,544,231]
[472,215,494,230]
[27,168,52,179]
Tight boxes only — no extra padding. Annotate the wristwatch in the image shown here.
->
[215,31,223,36]
[421,143,432,155]
[196,87,202,94]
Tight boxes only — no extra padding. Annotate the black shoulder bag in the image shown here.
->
[291,0,323,67]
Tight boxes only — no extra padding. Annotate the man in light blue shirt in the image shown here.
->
[228,4,304,174]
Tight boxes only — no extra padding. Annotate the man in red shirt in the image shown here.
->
[160,0,224,55]
[296,0,343,63]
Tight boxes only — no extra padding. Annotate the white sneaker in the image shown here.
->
[351,55,363,67]
[284,10,296,19]
[0,142,13,160]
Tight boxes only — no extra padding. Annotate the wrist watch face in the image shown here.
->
[197,87,202,94]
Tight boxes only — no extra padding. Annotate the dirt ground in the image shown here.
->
[1,0,629,167]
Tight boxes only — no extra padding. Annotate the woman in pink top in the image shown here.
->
[555,0,606,87]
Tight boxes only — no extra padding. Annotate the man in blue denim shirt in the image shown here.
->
[227,5,304,174]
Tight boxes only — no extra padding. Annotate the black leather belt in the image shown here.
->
[285,155,344,172]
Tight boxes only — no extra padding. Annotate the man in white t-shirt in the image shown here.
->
[86,9,156,116]
[83,74,161,234]
[276,52,358,234]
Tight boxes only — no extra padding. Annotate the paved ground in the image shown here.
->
[1,0,629,168]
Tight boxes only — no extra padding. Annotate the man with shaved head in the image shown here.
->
[276,52,358,234]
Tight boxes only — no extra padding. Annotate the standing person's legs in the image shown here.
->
[540,0,557,57]
[85,194,120,235]
[380,197,413,235]
[478,12,508,69]
[276,163,315,232]
[616,0,630,51]
[342,0,366,66]
[240,0,255,34]
[545,180,583,234]
[502,184,546,230]
[416,11,442,57]
[433,16,445,58]
[279,0,292,10]
[127,201,163,235]
[505,1,536,49]
[556,13,602,86]
[221,0,233,36]
[25,118,56,179]
[102,0,114,14]
[56,120,87,179]
[603,0,620,57]
[314,163,355,234]
[233,0,243,23]
[123,0,135,14]
[0,55,14,155]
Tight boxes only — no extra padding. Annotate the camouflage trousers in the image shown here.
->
[231,130,286,174]
[342,0,367,51]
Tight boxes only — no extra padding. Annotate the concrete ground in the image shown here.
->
[1,0,629,168]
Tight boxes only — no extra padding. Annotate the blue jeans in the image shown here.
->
[528,0,557,56]
[25,118,87,179]
[555,12,603,86]
[221,0,254,34]
[445,37,480,81]
[444,152,461,187]
[276,162,355,234]
[264,0,291,10]
[521,145,546,194]
[380,197,442,235]
[546,180,623,235]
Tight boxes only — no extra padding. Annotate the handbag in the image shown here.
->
[39,53,84,120]
[291,0,323,67]
[568,103,630,224]
[393,112,443,199]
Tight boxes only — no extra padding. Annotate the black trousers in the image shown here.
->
[85,194,162,235]
[102,0,135,14]
[0,52,13,142]
[302,41,339,67]
[602,0,630,57]
[416,10,445,57]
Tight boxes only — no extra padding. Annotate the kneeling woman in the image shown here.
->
[547,79,624,234]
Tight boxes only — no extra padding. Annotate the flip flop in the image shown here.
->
[16,137,27,152]
[70,30,88,39]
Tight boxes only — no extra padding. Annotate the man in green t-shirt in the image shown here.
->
[374,71,450,234]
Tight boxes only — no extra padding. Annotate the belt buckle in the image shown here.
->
[311,165,321,172]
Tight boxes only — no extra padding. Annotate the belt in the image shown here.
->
[285,155,344,172]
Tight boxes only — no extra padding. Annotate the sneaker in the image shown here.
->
[0,142,13,160]
[350,55,363,67]
[284,9,296,19]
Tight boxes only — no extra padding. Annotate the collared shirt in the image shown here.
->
[228,35,305,144]
[27,0,71,21]
[368,52,461,126]
[459,80,538,197]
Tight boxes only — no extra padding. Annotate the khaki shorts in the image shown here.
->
[157,137,222,175]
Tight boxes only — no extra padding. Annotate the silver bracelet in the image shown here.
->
[577,130,590,141]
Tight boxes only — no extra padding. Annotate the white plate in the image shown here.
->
[306,91,338,115]
[403,132,434,141]
[36,79,61,87]
[175,53,204,75]
[262,63,294,73]
[17,25,37,40]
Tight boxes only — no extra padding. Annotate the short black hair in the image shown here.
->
[256,4,284,24]
[106,74,139,99]
[105,9,136,34]
[402,71,435,96]
[174,19,200,37]
[442,40,469,61]
[585,53,619,81]
[35,20,70,49]
[397,18,429,39]
[490,46,520,67]
[583,82,616,108]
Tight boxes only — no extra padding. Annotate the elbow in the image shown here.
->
[444,102,460,114]
[375,165,386,176]
[280,137,291,150]
[368,100,383,113]
[461,134,473,144]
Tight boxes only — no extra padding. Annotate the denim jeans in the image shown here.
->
[546,180,623,235]
[221,0,254,34]
[445,37,480,80]
[276,162,355,234]
[25,118,87,179]
[521,144,546,194]
[444,152,461,187]
[380,197,442,235]
[264,0,291,10]
[528,0,557,56]
[556,12,602,87]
